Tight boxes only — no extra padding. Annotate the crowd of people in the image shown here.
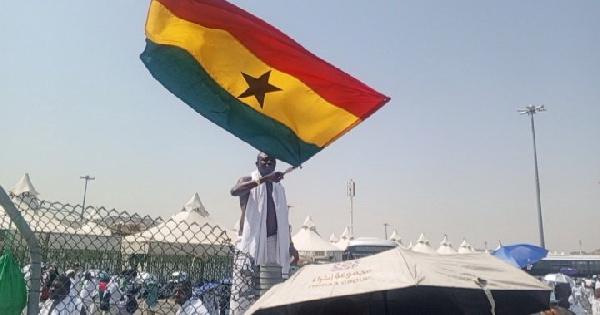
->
[30,264,230,314]
[542,276,600,315]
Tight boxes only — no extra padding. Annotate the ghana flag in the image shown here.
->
[141,0,390,167]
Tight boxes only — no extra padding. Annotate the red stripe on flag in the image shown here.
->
[155,0,389,119]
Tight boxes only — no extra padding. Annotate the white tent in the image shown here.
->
[122,193,234,256]
[292,216,343,263]
[411,233,437,254]
[9,173,40,212]
[329,232,338,243]
[333,226,352,250]
[458,238,476,254]
[388,230,404,246]
[437,235,457,255]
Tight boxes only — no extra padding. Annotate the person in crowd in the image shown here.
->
[119,269,139,314]
[554,282,572,310]
[100,275,123,315]
[174,280,210,315]
[199,282,221,315]
[229,152,293,314]
[79,271,97,314]
[140,277,159,315]
[592,288,600,315]
[40,274,87,315]
[66,270,81,299]
[42,265,59,301]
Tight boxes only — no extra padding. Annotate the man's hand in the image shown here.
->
[262,171,285,183]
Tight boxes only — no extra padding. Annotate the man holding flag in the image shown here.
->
[229,152,292,314]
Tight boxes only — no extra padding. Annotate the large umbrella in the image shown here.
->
[247,247,550,315]
[492,244,548,268]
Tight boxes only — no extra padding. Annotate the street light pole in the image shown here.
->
[383,223,389,240]
[347,179,355,238]
[518,105,546,248]
[80,175,95,219]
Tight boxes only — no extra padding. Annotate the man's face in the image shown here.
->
[256,153,276,176]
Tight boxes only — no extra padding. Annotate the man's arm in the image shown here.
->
[230,172,285,196]
[230,176,256,197]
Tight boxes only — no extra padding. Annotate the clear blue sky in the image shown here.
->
[1,1,598,253]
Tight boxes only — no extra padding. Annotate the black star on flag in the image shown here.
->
[238,70,282,108]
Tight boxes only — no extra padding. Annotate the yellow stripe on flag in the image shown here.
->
[146,1,361,147]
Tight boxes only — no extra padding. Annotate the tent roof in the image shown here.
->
[339,226,353,240]
[388,230,404,245]
[329,232,338,243]
[292,215,342,252]
[132,193,233,243]
[333,226,353,250]
[9,173,39,196]
[437,235,457,255]
[458,238,475,253]
[411,233,437,254]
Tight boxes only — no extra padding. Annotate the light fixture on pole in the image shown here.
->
[518,104,546,248]
[347,179,355,239]
[80,175,95,219]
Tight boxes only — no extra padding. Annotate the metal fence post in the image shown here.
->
[0,186,41,314]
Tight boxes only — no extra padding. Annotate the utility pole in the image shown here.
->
[347,179,355,238]
[383,223,389,240]
[80,175,95,219]
[518,105,546,248]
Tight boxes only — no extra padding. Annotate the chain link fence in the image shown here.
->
[0,191,261,314]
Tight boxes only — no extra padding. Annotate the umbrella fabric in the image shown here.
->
[247,247,550,315]
[492,244,548,268]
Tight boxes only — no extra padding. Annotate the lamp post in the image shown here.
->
[80,175,95,219]
[383,223,389,240]
[347,179,355,238]
[518,105,546,248]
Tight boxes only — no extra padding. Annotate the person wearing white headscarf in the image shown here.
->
[229,152,292,314]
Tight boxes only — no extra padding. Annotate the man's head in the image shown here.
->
[173,280,192,305]
[49,275,71,301]
[66,270,76,279]
[256,152,276,176]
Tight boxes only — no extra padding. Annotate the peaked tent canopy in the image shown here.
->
[329,232,338,243]
[292,216,343,262]
[437,235,457,255]
[123,193,234,255]
[388,230,404,246]
[333,226,352,250]
[411,233,437,254]
[458,238,476,254]
[8,173,40,212]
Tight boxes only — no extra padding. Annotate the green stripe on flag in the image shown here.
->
[140,39,320,166]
